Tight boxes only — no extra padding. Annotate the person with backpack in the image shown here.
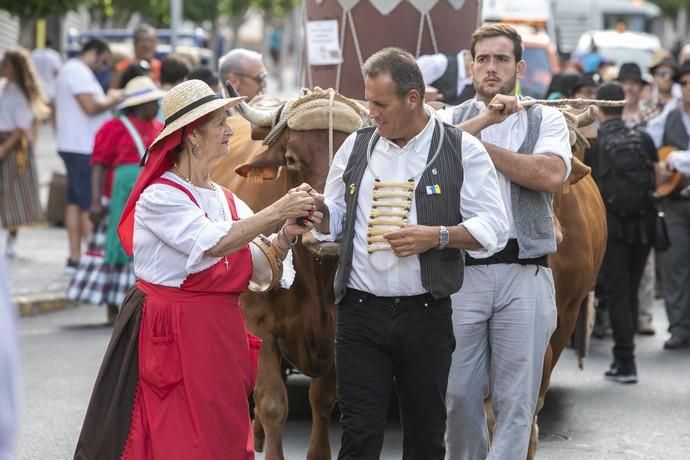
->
[589,82,659,383]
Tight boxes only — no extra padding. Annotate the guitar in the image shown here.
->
[657,146,690,197]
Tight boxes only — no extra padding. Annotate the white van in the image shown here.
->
[573,30,661,69]
[554,0,662,55]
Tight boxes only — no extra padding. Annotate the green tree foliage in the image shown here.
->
[0,0,88,18]
[649,0,690,17]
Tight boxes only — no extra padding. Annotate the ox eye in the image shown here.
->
[285,154,298,167]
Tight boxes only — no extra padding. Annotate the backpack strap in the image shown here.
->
[119,115,147,159]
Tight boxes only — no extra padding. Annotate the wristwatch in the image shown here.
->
[438,225,449,249]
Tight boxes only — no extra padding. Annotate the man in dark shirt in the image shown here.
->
[588,82,658,383]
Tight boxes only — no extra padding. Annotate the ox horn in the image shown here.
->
[576,105,598,128]
[224,80,276,127]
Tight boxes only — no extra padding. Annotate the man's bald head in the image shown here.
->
[218,48,267,100]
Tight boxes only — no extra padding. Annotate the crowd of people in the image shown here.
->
[1,18,690,460]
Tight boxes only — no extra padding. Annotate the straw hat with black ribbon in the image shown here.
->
[117,76,166,110]
[117,79,245,255]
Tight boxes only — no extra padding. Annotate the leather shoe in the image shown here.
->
[663,336,689,350]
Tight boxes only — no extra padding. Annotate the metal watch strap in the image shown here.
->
[438,225,449,249]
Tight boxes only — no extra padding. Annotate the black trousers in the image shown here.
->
[336,289,455,460]
[600,236,651,361]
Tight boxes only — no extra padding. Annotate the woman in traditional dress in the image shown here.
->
[67,76,164,323]
[74,79,319,460]
[0,48,49,258]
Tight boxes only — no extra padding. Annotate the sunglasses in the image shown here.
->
[235,72,267,85]
[655,70,672,79]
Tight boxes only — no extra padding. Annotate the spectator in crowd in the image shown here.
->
[0,256,18,460]
[572,74,599,100]
[55,38,124,271]
[110,24,160,88]
[67,76,163,324]
[0,48,50,258]
[30,39,61,126]
[417,49,475,105]
[160,53,191,91]
[218,49,267,102]
[641,52,677,120]
[188,67,220,94]
[117,60,151,90]
[646,60,690,350]
[589,82,658,382]
[618,62,649,127]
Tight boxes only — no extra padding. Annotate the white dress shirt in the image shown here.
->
[438,100,572,238]
[134,172,293,288]
[313,108,509,297]
[667,151,690,176]
[646,100,689,149]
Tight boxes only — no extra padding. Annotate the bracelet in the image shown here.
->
[280,226,299,247]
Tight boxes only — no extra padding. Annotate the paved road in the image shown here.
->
[15,301,690,459]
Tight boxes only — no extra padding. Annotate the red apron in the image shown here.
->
[122,178,261,460]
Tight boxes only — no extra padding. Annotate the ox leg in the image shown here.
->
[307,363,336,460]
[253,340,289,460]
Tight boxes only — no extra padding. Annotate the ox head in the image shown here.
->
[230,86,369,193]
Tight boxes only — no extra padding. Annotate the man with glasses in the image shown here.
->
[218,48,267,101]
[640,52,677,122]
[646,59,690,351]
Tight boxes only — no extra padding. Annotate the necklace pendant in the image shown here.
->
[224,256,230,271]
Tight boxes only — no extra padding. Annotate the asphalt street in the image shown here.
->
[14,300,690,460]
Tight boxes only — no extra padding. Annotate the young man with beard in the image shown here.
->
[438,23,571,459]
[311,47,509,459]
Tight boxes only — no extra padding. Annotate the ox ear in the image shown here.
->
[235,147,285,181]
[568,157,591,185]
[251,125,272,141]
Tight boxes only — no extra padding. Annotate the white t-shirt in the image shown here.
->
[133,172,293,289]
[30,47,62,100]
[55,58,109,154]
[438,101,572,239]
[0,80,33,133]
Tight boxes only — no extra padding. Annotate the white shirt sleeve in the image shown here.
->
[417,53,449,86]
[436,107,455,124]
[532,106,573,182]
[667,150,690,176]
[311,132,357,242]
[459,133,509,257]
[646,110,669,149]
[11,88,33,131]
[136,185,232,273]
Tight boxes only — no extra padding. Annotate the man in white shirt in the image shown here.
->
[55,38,124,270]
[439,23,571,459]
[311,47,508,459]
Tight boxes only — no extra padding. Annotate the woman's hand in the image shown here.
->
[271,183,316,220]
[284,210,324,238]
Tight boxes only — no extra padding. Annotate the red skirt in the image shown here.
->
[74,284,261,460]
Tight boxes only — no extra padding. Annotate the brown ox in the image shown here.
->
[211,90,367,460]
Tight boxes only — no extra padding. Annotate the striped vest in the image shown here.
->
[333,121,465,304]
[452,100,558,258]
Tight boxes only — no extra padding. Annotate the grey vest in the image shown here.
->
[333,122,465,304]
[662,107,690,150]
[452,100,557,258]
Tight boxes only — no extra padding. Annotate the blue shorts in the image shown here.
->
[58,151,92,210]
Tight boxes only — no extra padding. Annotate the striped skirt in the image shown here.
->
[0,133,43,229]
[67,202,136,306]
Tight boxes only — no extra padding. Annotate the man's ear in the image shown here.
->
[407,89,422,109]
[516,60,527,80]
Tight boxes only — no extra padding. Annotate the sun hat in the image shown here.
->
[150,79,244,150]
[117,76,166,110]
[648,50,676,74]
[117,79,245,256]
